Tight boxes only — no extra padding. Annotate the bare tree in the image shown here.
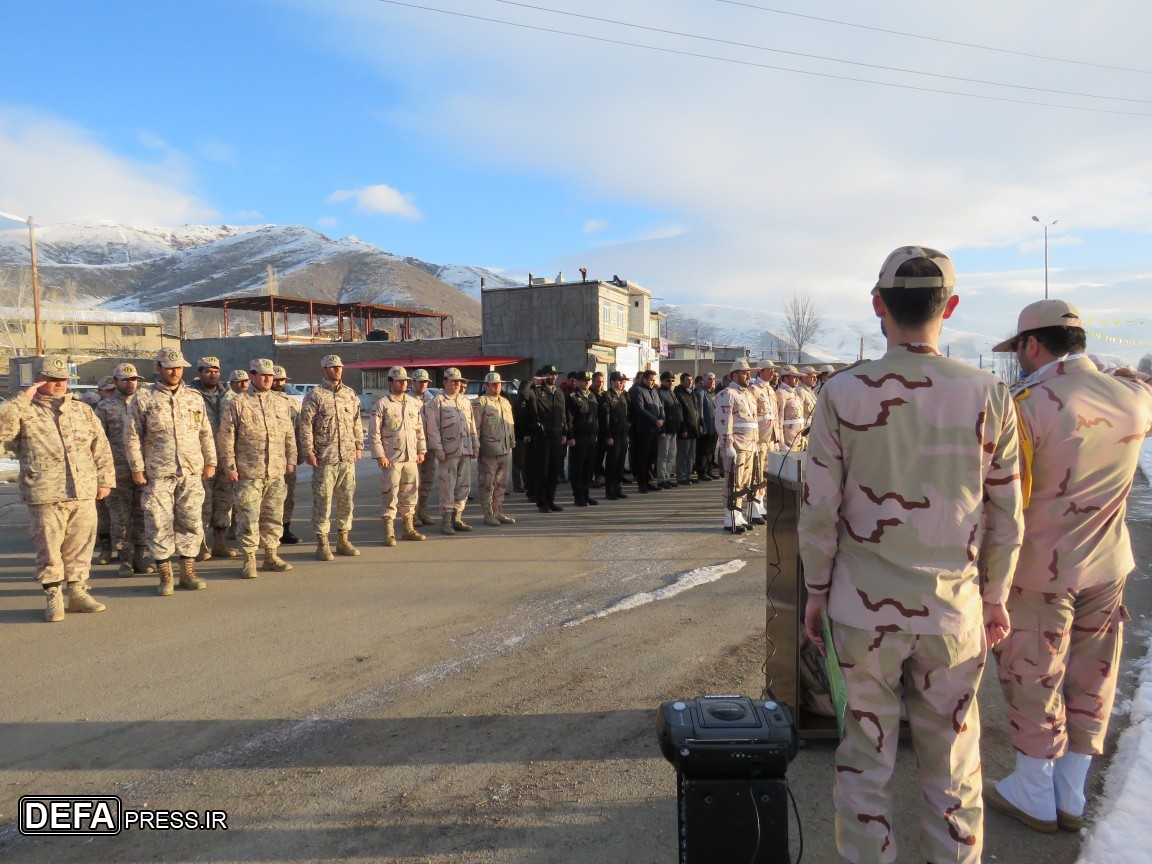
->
[782,291,823,364]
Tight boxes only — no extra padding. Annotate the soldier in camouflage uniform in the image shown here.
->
[716,358,758,534]
[218,358,298,577]
[0,356,115,622]
[125,348,216,596]
[799,246,1023,864]
[986,300,1152,833]
[271,365,302,545]
[424,367,479,535]
[94,363,153,577]
[92,377,117,565]
[473,372,517,525]
[776,365,807,451]
[190,356,238,559]
[747,362,780,525]
[411,369,439,526]
[368,366,427,546]
[297,354,363,561]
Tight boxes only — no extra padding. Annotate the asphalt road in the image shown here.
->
[0,462,1148,863]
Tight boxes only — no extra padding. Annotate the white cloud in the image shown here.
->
[1018,235,1083,254]
[235,209,264,220]
[0,106,216,225]
[583,219,609,234]
[327,183,421,220]
[316,215,339,227]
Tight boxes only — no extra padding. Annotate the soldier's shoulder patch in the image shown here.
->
[1013,387,1032,403]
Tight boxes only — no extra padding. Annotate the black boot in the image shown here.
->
[615,485,628,499]
[280,523,301,544]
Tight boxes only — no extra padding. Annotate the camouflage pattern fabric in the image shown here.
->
[378,461,419,520]
[105,483,146,552]
[125,383,216,478]
[423,392,478,457]
[312,463,356,535]
[369,392,426,521]
[189,380,228,432]
[217,390,297,480]
[776,382,807,450]
[29,500,98,585]
[478,454,510,509]
[97,498,110,535]
[202,471,234,531]
[93,392,135,480]
[297,380,363,465]
[438,455,471,515]
[235,476,287,554]
[142,474,206,560]
[473,395,515,457]
[716,380,758,513]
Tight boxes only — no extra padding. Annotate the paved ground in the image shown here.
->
[0,461,1148,863]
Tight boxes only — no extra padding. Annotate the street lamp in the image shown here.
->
[0,210,45,356]
[1031,215,1058,299]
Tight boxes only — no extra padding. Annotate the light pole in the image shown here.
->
[1031,215,1058,299]
[0,210,44,356]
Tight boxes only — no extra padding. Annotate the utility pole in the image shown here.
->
[858,336,864,362]
[693,323,699,380]
[28,216,43,356]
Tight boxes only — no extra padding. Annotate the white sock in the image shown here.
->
[997,753,1057,821]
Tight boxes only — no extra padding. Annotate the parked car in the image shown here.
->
[285,383,318,398]
[464,379,519,400]
[358,387,443,414]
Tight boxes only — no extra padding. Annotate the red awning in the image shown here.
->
[343,355,527,369]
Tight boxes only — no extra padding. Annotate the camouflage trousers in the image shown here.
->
[142,474,206,561]
[379,459,419,521]
[438,454,472,515]
[719,448,753,513]
[478,454,509,510]
[418,452,438,505]
[283,470,296,524]
[235,475,287,554]
[202,469,234,531]
[97,498,110,534]
[29,499,97,585]
[993,579,1128,758]
[106,472,146,553]
[832,622,986,864]
[311,462,356,536]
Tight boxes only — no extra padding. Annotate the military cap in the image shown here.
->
[609,370,630,382]
[443,367,465,381]
[820,364,835,373]
[659,370,674,381]
[321,354,344,368]
[272,365,289,380]
[198,356,221,370]
[729,358,753,375]
[113,362,143,380]
[758,360,778,370]
[229,369,250,383]
[575,370,592,381]
[156,347,191,369]
[388,366,410,380]
[483,372,503,384]
[97,376,117,391]
[37,356,72,380]
[799,366,816,375]
[250,358,276,375]
[992,299,1083,353]
[410,368,431,382]
[779,364,801,377]
[538,364,559,376]
[873,245,955,295]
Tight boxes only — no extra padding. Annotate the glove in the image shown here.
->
[725,446,736,460]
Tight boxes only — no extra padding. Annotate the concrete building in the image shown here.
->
[0,306,164,357]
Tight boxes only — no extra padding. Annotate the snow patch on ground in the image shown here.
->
[563,560,747,627]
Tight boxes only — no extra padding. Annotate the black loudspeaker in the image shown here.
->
[657,696,798,864]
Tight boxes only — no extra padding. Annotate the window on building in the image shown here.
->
[62,325,89,335]
[601,301,611,325]
[120,325,146,337]
[616,305,625,328]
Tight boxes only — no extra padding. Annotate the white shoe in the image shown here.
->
[989,753,1057,832]
[1054,752,1091,828]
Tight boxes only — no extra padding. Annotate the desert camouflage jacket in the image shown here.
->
[297,380,363,465]
[0,392,115,504]
[423,392,478,457]
[125,382,217,478]
[189,380,229,432]
[1011,355,1152,593]
[798,343,1024,636]
[749,377,780,451]
[473,394,516,456]
[217,389,297,480]
[776,383,807,450]
[272,390,303,466]
[368,392,426,463]
[716,382,759,453]
[93,392,135,477]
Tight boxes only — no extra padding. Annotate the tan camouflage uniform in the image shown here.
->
[368,392,426,521]
[297,378,363,536]
[218,387,297,554]
[776,379,807,450]
[473,393,516,518]
[273,387,300,526]
[415,385,439,521]
[191,376,233,533]
[0,390,115,585]
[799,344,1023,864]
[423,389,479,517]
[93,390,146,554]
[125,382,217,560]
[715,377,758,529]
[748,374,780,518]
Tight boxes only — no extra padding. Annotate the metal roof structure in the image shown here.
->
[343,355,526,369]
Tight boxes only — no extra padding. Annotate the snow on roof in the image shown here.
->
[0,305,163,325]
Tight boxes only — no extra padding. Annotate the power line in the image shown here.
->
[377,1,1152,118]
[716,0,1152,76]
[492,0,1151,105]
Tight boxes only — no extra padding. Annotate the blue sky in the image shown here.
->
[3,0,1151,359]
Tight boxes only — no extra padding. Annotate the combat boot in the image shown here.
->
[44,582,65,623]
[212,528,239,558]
[452,508,473,532]
[117,550,134,577]
[440,512,455,535]
[240,551,259,579]
[178,557,206,591]
[132,545,155,574]
[402,515,426,541]
[496,508,516,525]
[315,534,334,561]
[95,534,113,565]
[195,537,212,562]
[416,495,433,527]
[336,530,360,556]
[156,560,175,596]
[382,520,398,548]
[483,500,501,526]
[262,550,293,572]
[281,522,301,544]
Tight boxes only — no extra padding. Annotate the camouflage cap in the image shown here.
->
[113,362,143,380]
[729,358,753,375]
[229,369,250,383]
[321,354,344,368]
[443,367,465,381]
[758,360,777,371]
[97,376,117,391]
[820,364,835,373]
[250,358,275,375]
[198,356,221,370]
[799,366,816,375]
[992,298,1083,353]
[483,372,503,384]
[156,347,191,369]
[37,356,71,380]
[780,364,801,377]
[873,245,955,295]
[410,368,431,382]
[272,365,289,380]
[388,366,410,380]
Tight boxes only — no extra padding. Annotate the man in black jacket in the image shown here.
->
[599,371,631,499]
[629,370,664,493]
[566,371,600,506]
[655,371,681,488]
[673,373,701,485]
[523,364,569,512]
